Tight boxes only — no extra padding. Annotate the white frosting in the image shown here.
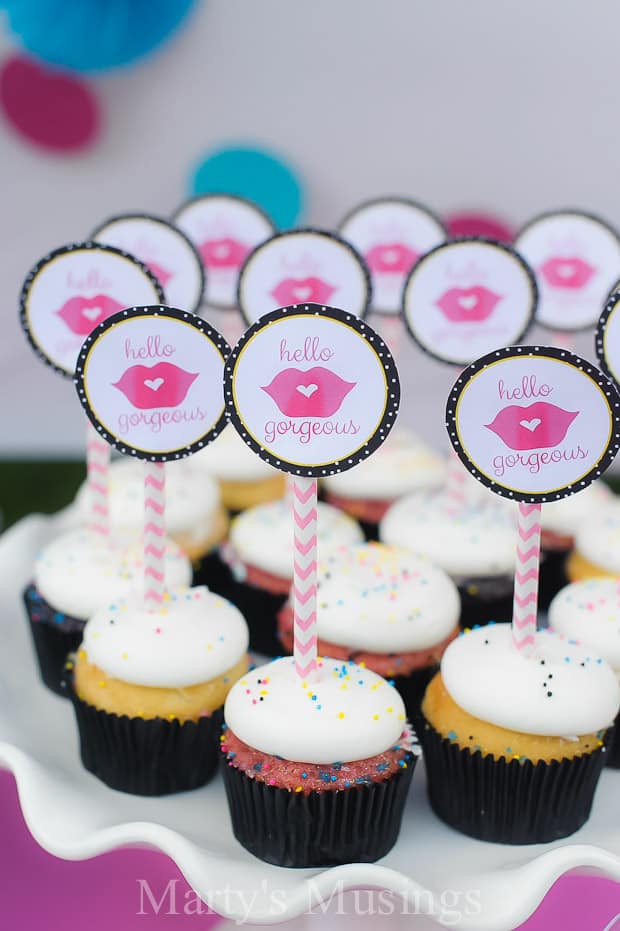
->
[574,501,620,573]
[82,586,249,687]
[379,491,518,579]
[75,458,221,541]
[224,656,407,763]
[322,429,446,501]
[441,624,620,737]
[549,579,620,671]
[35,528,192,619]
[192,423,280,482]
[315,543,459,652]
[542,482,614,538]
[229,499,363,579]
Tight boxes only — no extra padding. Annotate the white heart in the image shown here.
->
[382,249,400,265]
[557,263,575,278]
[214,244,230,259]
[458,295,478,310]
[520,418,541,432]
[82,306,103,321]
[144,378,164,391]
[296,383,318,398]
[292,286,313,300]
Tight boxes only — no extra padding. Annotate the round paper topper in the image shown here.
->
[173,193,275,308]
[224,303,400,476]
[237,228,372,326]
[515,210,620,331]
[402,238,537,366]
[446,346,620,502]
[595,289,620,388]
[91,213,205,314]
[20,242,164,378]
[74,306,229,461]
[339,197,446,315]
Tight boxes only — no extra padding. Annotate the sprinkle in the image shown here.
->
[338,711,345,719]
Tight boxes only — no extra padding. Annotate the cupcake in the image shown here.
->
[380,491,517,628]
[191,423,286,513]
[277,542,460,714]
[23,528,192,696]
[214,499,363,656]
[67,585,249,795]
[74,458,229,587]
[220,656,419,866]
[549,578,620,767]
[566,501,620,583]
[321,429,446,539]
[419,624,619,843]
[539,482,614,608]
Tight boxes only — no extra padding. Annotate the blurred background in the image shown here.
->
[1,0,619,519]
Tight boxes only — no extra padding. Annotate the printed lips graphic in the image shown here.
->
[56,294,124,335]
[485,402,579,450]
[365,242,418,274]
[539,257,595,289]
[435,286,502,323]
[262,366,356,417]
[145,261,173,287]
[270,277,337,305]
[113,362,198,409]
[199,238,249,269]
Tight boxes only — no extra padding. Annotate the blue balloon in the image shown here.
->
[2,0,197,72]
[191,145,304,229]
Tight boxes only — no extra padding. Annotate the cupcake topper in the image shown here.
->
[172,193,275,310]
[595,289,620,389]
[515,210,620,335]
[91,213,205,315]
[402,237,538,511]
[446,346,620,654]
[19,242,164,538]
[74,305,229,610]
[224,302,400,679]
[237,229,372,327]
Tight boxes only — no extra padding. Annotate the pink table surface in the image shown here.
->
[1,769,619,931]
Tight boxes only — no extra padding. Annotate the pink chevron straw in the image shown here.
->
[292,476,318,679]
[444,448,469,515]
[512,501,542,655]
[144,461,166,610]
[86,421,110,537]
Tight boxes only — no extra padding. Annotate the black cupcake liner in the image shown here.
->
[221,756,415,867]
[538,548,570,611]
[606,713,620,769]
[192,548,235,591]
[23,584,85,697]
[417,716,610,843]
[392,665,437,719]
[65,673,223,795]
[457,576,514,628]
[208,572,287,657]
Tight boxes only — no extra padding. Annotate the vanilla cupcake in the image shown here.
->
[214,499,363,655]
[67,585,249,795]
[74,458,228,586]
[221,656,419,866]
[23,528,192,696]
[321,428,446,539]
[566,501,620,582]
[380,491,517,628]
[191,423,286,512]
[277,543,460,713]
[550,578,620,767]
[420,624,619,842]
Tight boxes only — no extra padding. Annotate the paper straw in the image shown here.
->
[512,501,541,655]
[292,476,318,679]
[144,461,166,610]
[86,421,110,537]
[444,448,469,515]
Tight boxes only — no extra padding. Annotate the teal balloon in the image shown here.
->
[191,146,304,229]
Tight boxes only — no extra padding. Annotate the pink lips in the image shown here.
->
[435,286,502,323]
[539,257,596,289]
[56,294,124,335]
[270,277,337,306]
[199,237,249,269]
[485,402,579,450]
[262,366,356,417]
[145,261,173,287]
[113,362,198,409]
[365,242,419,274]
